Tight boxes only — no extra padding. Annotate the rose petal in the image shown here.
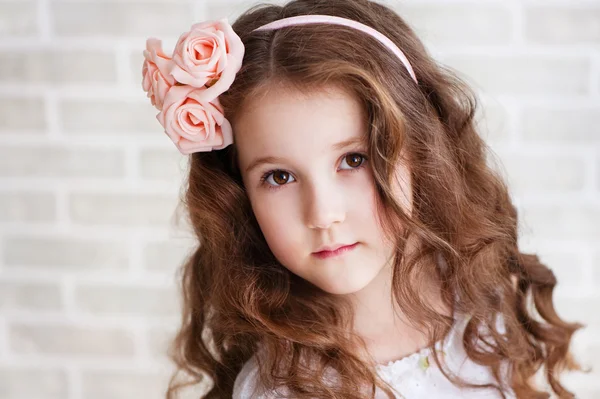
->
[144,38,176,86]
[211,118,233,150]
[169,18,245,101]
[156,84,233,154]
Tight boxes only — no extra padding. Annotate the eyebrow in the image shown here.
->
[245,136,366,174]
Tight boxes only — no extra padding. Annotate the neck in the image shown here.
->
[348,250,451,366]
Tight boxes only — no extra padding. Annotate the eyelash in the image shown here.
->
[259,152,369,192]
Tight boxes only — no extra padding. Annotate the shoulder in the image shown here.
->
[233,355,291,399]
[233,355,262,399]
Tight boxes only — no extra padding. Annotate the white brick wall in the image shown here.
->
[0,0,598,398]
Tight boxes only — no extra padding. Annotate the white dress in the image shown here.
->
[232,314,516,398]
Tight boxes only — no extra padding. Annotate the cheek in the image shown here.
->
[353,171,383,224]
[354,173,397,252]
[357,187,386,241]
[251,195,302,261]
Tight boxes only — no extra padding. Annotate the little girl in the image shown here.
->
[141,0,584,398]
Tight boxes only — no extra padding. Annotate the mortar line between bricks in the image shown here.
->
[191,0,208,21]
[0,223,177,238]
[505,102,520,149]
[582,150,598,197]
[61,276,76,315]
[123,145,140,182]
[44,89,61,138]
[0,317,7,360]
[55,188,70,229]
[522,0,600,5]
[130,323,150,360]
[39,83,600,100]
[10,87,600,105]
[37,0,51,41]
[510,0,525,46]
[590,50,600,100]
[129,232,144,277]
[581,250,596,295]
[66,364,81,399]
[0,234,4,275]
[0,357,168,372]
[0,136,175,152]
[2,310,178,328]
[115,41,133,87]
[0,39,597,57]
[0,178,180,194]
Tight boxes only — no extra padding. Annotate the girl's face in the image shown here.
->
[235,85,412,295]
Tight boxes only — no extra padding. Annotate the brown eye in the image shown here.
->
[344,153,365,168]
[272,171,290,185]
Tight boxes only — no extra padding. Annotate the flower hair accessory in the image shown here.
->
[142,18,244,154]
[142,15,417,155]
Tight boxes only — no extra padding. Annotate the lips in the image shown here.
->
[312,242,358,259]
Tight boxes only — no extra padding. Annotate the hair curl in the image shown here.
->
[164,0,584,398]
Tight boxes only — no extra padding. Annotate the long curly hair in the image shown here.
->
[164,0,584,398]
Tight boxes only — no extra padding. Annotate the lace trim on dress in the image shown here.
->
[375,312,468,377]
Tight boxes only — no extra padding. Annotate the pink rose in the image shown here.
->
[170,18,245,102]
[156,85,233,154]
[142,38,176,110]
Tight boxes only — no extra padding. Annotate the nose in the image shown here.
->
[305,180,346,230]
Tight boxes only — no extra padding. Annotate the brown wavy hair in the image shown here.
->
[164,0,584,398]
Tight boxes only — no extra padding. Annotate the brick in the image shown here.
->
[139,149,188,181]
[206,3,252,24]
[0,191,56,222]
[562,381,599,399]
[0,97,46,132]
[146,327,176,360]
[0,50,116,84]
[0,281,62,311]
[69,192,178,226]
[553,297,600,326]
[0,2,38,37]
[9,323,135,357]
[535,250,587,295]
[442,55,590,96]
[519,203,600,240]
[81,370,168,399]
[82,367,211,399]
[560,340,600,399]
[593,252,600,291]
[398,4,513,46]
[475,101,512,143]
[142,238,196,272]
[0,367,67,399]
[130,51,147,89]
[493,152,586,194]
[52,2,194,37]
[3,235,129,270]
[210,3,516,46]
[521,107,600,142]
[525,6,600,44]
[0,146,125,178]
[74,284,179,317]
[60,99,160,134]
[598,158,600,192]
[567,328,600,373]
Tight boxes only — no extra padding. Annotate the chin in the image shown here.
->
[316,275,377,296]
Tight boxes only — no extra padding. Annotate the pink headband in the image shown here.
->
[142,15,417,155]
[252,15,418,84]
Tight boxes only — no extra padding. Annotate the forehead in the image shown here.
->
[233,85,367,167]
